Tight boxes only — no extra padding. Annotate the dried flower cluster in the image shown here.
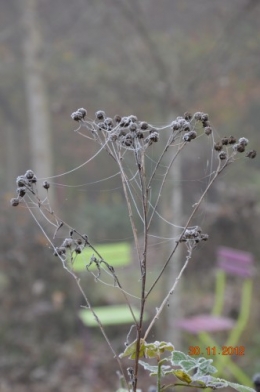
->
[10,170,37,207]
[10,170,50,207]
[54,233,89,260]
[71,109,218,152]
[213,135,256,161]
[180,226,209,244]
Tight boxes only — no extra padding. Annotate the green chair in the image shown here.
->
[75,242,147,326]
[79,304,143,327]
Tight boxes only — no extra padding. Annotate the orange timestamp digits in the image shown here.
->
[188,346,245,356]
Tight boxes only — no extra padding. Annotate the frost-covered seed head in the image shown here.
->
[25,170,35,179]
[71,109,86,121]
[95,110,106,120]
[204,126,212,136]
[184,112,192,121]
[218,151,227,160]
[214,142,222,151]
[194,112,203,121]
[129,115,138,123]
[114,115,121,123]
[140,122,148,130]
[172,121,180,130]
[129,123,137,132]
[221,137,229,145]
[43,181,50,190]
[10,198,20,206]
[16,176,28,187]
[17,187,26,197]
[238,137,248,147]
[228,136,236,144]
[246,150,256,159]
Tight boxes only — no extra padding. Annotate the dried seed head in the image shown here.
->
[43,181,50,190]
[202,120,210,128]
[140,121,148,130]
[184,112,192,121]
[172,121,180,130]
[77,108,87,118]
[120,117,130,127]
[238,137,248,147]
[62,238,74,248]
[75,247,82,254]
[149,131,159,142]
[194,112,203,121]
[183,122,191,132]
[183,133,191,142]
[218,151,227,160]
[98,122,106,131]
[71,112,81,121]
[189,130,197,139]
[25,170,35,179]
[183,130,197,142]
[17,187,26,197]
[16,176,27,187]
[221,137,229,145]
[82,234,89,244]
[129,115,138,122]
[234,144,245,153]
[228,136,236,144]
[71,108,86,121]
[181,227,208,243]
[114,115,121,123]
[204,126,212,136]
[95,110,106,120]
[176,117,186,127]
[30,175,37,184]
[110,134,118,142]
[214,142,223,151]
[201,113,209,122]
[129,123,137,132]
[246,150,256,159]
[137,131,144,139]
[10,197,20,206]
[124,139,133,147]
[105,117,113,126]
[54,247,66,256]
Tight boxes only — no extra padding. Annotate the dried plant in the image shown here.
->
[11,108,256,392]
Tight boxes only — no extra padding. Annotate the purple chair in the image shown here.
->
[176,247,254,385]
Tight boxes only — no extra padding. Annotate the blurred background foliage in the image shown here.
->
[1,0,260,391]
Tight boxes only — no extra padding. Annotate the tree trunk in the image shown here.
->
[20,0,54,202]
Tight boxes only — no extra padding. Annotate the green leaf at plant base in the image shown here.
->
[139,360,171,377]
[171,351,217,375]
[171,350,188,363]
[172,370,193,384]
[119,339,146,359]
[195,357,217,374]
[227,381,256,392]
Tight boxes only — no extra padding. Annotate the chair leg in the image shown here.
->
[212,270,226,316]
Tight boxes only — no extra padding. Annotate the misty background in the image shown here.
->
[1,1,260,391]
